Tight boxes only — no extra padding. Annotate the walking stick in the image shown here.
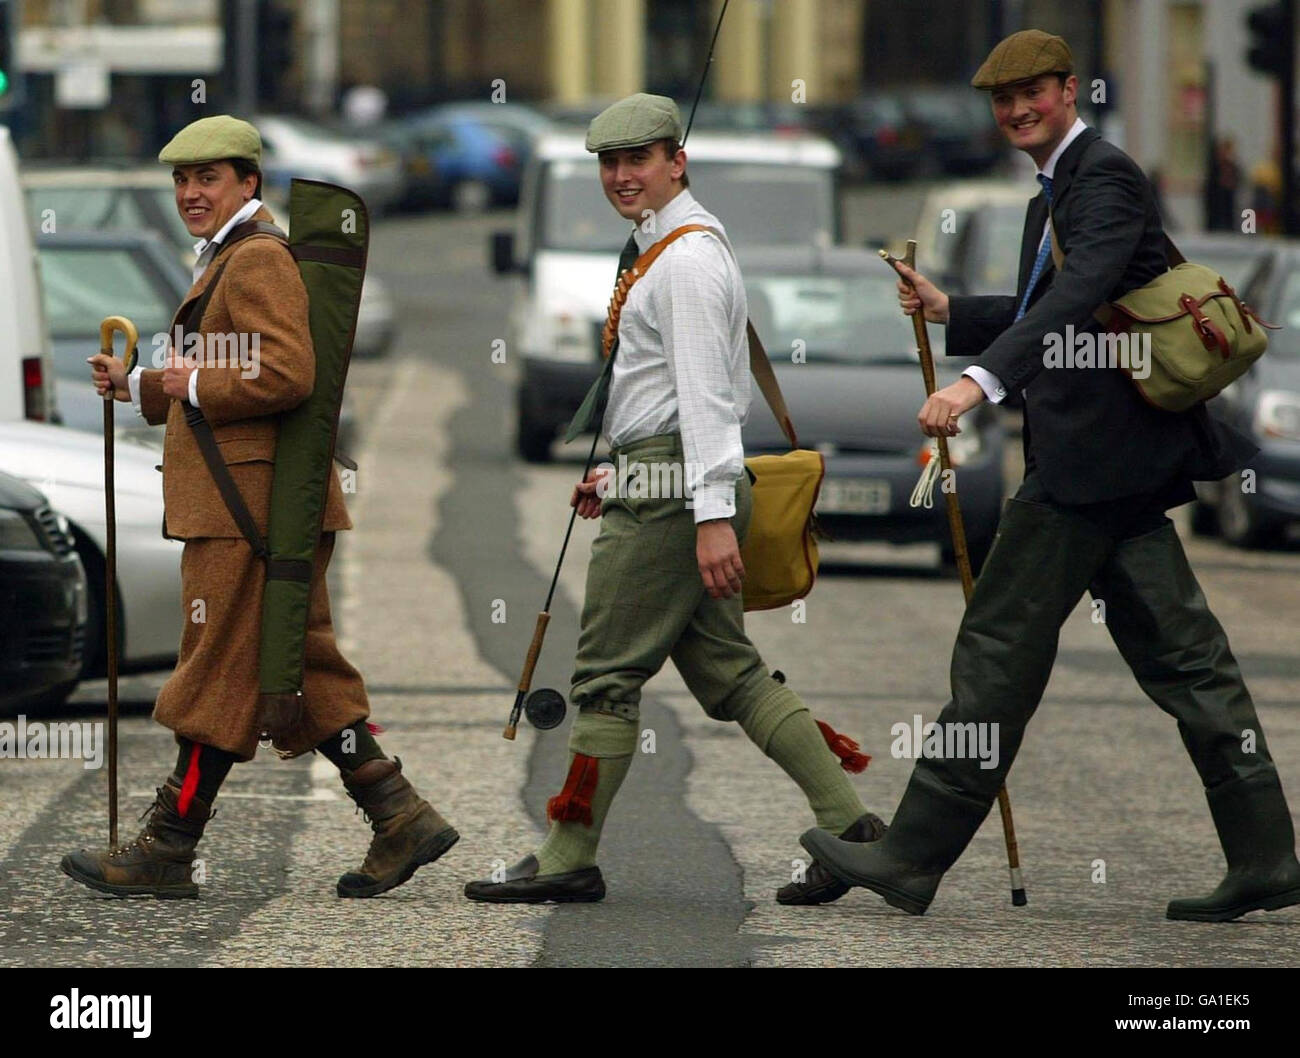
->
[879,244,1027,907]
[99,315,138,847]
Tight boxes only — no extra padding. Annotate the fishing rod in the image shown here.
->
[504,0,732,739]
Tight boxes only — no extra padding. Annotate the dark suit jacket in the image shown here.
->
[947,127,1255,505]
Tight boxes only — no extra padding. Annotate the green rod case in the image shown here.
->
[258,178,369,713]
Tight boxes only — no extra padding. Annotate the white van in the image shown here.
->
[491,130,841,461]
[0,125,58,424]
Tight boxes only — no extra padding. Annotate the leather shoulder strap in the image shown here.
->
[173,219,289,560]
[601,224,711,358]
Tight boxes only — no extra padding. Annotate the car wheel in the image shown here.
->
[1218,480,1282,548]
[452,179,491,213]
[516,401,554,464]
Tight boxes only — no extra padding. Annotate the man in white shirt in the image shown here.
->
[466,94,883,905]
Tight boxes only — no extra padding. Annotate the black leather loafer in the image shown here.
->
[464,854,606,904]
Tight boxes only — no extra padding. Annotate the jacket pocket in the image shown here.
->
[216,436,275,465]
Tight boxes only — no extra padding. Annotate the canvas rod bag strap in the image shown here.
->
[745,320,799,449]
[177,220,291,561]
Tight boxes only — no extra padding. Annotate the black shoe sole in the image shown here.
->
[337,826,460,899]
[59,856,198,899]
[776,879,850,906]
[1166,885,1300,922]
[464,869,606,904]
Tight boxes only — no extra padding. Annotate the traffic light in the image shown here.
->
[0,0,15,107]
[1247,3,1291,77]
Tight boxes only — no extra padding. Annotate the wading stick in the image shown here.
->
[879,244,1027,907]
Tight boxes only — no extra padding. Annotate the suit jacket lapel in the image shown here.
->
[1015,127,1102,302]
[1017,193,1048,298]
[1043,126,1099,221]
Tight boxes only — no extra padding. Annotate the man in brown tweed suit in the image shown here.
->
[62,115,458,900]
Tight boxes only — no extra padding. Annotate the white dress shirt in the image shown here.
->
[603,188,750,524]
[963,118,1088,403]
[127,197,263,415]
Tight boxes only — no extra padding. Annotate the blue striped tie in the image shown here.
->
[1015,174,1055,321]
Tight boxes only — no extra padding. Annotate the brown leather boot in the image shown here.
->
[338,757,459,898]
[60,782,212,899]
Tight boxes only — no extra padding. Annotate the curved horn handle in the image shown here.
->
[99,315,140,374]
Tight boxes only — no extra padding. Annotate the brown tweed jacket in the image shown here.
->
[139,205,351,539]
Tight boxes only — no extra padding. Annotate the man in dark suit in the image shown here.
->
[801,30,1300,921]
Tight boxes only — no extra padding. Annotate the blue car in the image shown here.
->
[397,111,526,211]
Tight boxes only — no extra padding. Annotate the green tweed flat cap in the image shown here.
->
[971,29,1073,90]
[586,93,684,153]
[158,115,261,168]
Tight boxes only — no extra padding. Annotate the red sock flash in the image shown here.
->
[816,720,871,773]
[177,742,202,817]
[547,754,600,826]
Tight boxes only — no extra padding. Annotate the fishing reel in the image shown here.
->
[523,687,567,731]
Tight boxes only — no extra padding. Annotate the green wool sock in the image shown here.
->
[738,683,866,834]
[534,710,637,875]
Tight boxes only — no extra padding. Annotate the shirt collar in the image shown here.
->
[1038,118,1087,181]
[193,197,263,258]
[633,188,702,253]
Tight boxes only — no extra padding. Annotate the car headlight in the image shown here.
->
[1255,390,1300,441]
[0,509,43,551]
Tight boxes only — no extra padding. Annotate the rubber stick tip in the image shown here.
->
[503,724,517,741]
[1011,888,1028,906]
[877,248,891,259]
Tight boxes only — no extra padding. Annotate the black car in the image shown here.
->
[0,472,87,711]
[1195,241,1300,547]
[826,91,926,182]
[740,247,1004,572]
[905,86,1005,176]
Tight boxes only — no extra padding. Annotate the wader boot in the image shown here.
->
[803,494,1113,913]
[1084,521,1300,920]
[60,782,212,899]
[338,757,459,897]
[1167,773,1300,920]
[777,811,887,906]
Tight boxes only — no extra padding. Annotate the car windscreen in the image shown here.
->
[539,159,835,251]
[24,186,193,259]
[744,271,944,363]
[38,247,176,375]
[1270,267,1300,356]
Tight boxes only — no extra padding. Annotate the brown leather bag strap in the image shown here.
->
[174,219,290,560]
[745,320,799,449]
[601,224,711,358]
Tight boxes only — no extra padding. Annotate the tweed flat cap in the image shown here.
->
[159,115,262,168]
[586,93,684,153]
[971,29,1073,90]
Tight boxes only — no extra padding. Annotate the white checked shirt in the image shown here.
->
[604,189,750,524]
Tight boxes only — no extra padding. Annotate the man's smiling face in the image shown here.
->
[172,161,256,241]
[598,141,686,221]
[990,74,1078,166]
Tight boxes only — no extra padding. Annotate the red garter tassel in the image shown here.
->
[816,720,871,773]
[177,742,202,817]
[365,721,386,735]
[546,754,600,826]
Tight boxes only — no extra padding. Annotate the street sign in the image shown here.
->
[55,58,110,109]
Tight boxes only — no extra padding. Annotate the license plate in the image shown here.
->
[816,478,891,515]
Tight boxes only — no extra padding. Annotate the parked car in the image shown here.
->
[0,470,88,711]
[389,110,525,211]
[0,419,182,677]
[254,113,403,216]
[905,86,1005,176]
[738,247,1003,572]
[912,181,1038,295]
[0,127,60,425]
[1192,241,1300,547]
[826,91,926,182]
[24,166,397,360]
[35,228,190,450]
[494,129,842,462]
